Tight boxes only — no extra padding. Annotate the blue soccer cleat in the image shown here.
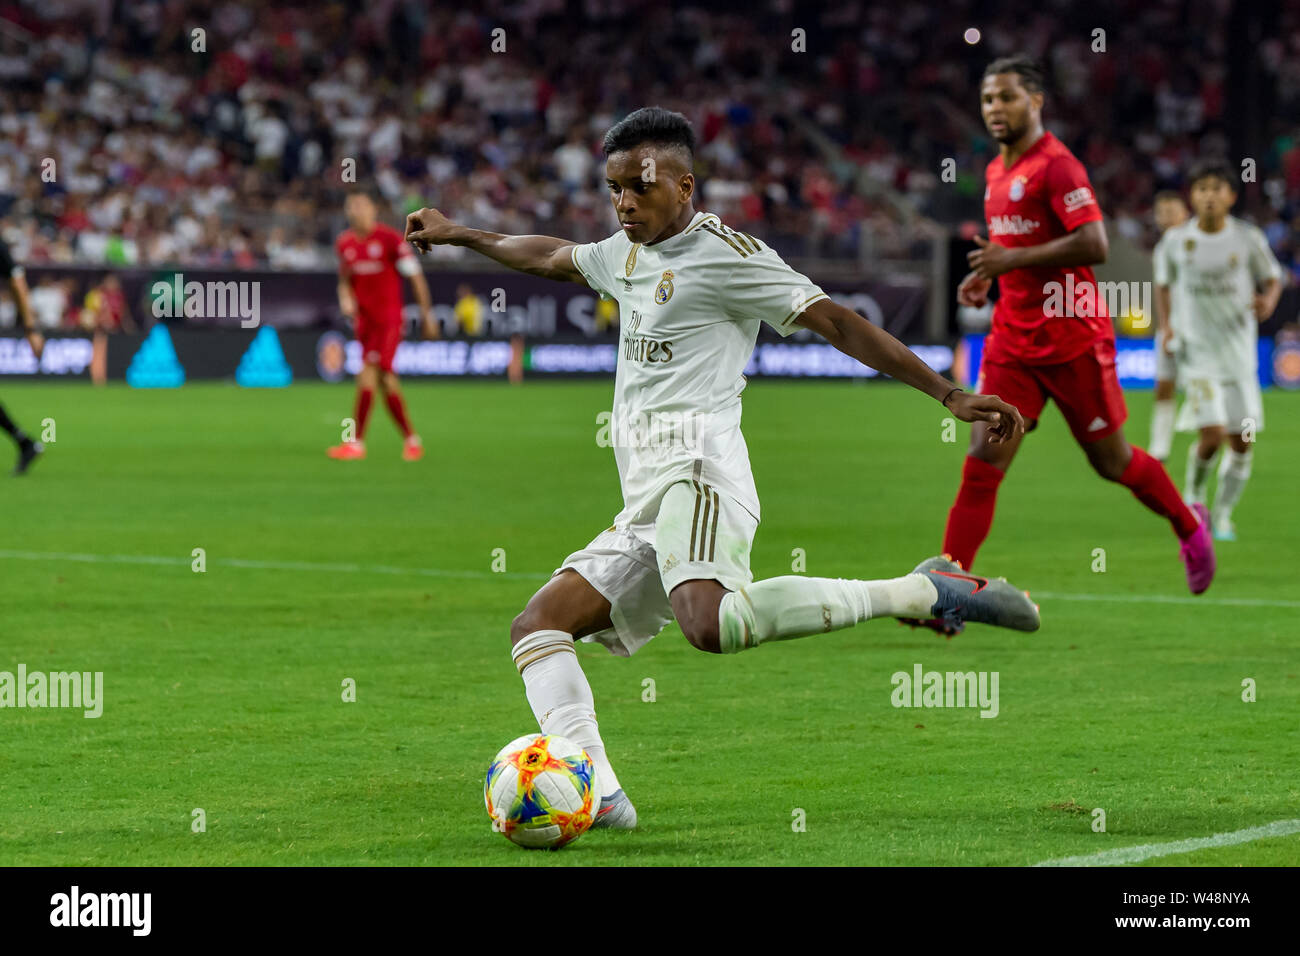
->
[900,555,1039,634]
[590,789,637,830]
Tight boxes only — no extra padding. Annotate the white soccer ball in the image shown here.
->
[484,734,597,849]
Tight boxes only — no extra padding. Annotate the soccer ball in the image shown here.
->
[484,734,597,849]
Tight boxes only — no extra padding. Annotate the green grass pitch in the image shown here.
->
[1,379,1296,866]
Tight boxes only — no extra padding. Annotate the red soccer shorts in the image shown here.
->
[355,314,403,372]
[976,337,1128,443]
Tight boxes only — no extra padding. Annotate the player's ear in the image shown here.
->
[1030,91,1044,113]
[678,172,694,203]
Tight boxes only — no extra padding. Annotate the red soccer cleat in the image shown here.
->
[327,441,366,460]
[1180,503,1216,594]
[402,435,424,462]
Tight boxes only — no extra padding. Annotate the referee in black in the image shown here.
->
[1,234,45,474]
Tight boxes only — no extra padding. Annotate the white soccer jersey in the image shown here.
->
[571,210,827,525]
[1153,217,1282,380]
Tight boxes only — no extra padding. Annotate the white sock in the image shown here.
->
[1150,399,1175,461]
[512,629,620,798]
[1212,448,1252,523]
[1184,444,1217,506]
[717,574,937,653]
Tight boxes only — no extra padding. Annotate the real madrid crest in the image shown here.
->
[1185,238,1196,252]
[654,270,675,305]
[1228,253,1239,269]
[1008,177,1026,202]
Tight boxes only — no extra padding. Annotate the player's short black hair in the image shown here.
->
[983,55,1045,94]
[1153,190,1185,204]
[1187,160,1237,191]
[602,107,696,162]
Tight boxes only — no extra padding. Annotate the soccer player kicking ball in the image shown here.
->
[406,107,1040,829]
[1154,162,1283,541]
[1149,191,1191,462]
[1,234,45,475]
[328,191,438,462]
[938,56,1216,631]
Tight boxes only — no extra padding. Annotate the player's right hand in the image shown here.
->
[1158,326,1174,355]
[957,271,992,308]
[26,330,44,361]
[405,207,456,253]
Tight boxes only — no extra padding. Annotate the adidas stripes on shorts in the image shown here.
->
[553,479,758,657]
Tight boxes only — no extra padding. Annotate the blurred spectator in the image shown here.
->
[0,0,1293,275]
[454,283,485,336]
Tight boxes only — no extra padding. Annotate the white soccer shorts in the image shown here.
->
[1176,376,1264,434]
[553,478,758,656]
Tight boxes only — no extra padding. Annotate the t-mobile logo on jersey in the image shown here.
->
[989,214,1041,236]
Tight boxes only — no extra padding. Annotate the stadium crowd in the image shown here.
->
[0,0,1297,307]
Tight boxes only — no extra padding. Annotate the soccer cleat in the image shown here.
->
[906,554,1040,633]
[327,441,365,460]
[402,435,424,462]
[898,555,968,636]
[590,789,637,830]
[1180,503,1217,593]
[13,440,43,476]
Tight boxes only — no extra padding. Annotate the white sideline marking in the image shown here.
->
[1034,818,1300,866]
[2,550,1298,607]
[0,549,549,581]
[1035,590,1300,609]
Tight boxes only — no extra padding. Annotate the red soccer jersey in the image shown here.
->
[983,131,1109,365]
[336,223,415,325]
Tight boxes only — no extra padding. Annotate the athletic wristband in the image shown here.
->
[941,387,962,409]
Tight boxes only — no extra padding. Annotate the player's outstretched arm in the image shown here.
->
[404,207,587,287]
[795,297,1024,443]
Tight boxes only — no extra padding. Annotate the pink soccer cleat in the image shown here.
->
[327,441,366,460]
[1179,503,1216,594]
[402,435,424,462]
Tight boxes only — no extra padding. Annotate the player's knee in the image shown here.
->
[679,614,721,654]
[1091,453,1128,482]
[510,608,539,647]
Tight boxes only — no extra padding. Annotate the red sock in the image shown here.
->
[942,456,1005,570]
[353,387,374,441]
[1117,446,1198,539]
[384,390,414,439]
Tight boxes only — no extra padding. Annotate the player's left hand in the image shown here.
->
[25,330,44,361]
[946,391,1024,444]
[421,313,440,340]
[1252,293,1277,321]
[967,236,1016,280]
